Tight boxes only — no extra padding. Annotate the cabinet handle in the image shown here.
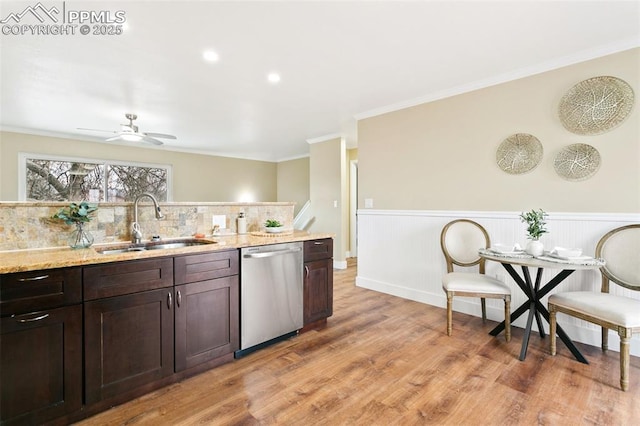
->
[17,274,49,282]
[243,247,301,259]
[177,290,182,307]
[314,242,324,245]
[305,265,309,278]
[167,292,172,309]
[16,313,49,323]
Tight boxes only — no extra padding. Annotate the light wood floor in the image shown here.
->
[77,258,640,425]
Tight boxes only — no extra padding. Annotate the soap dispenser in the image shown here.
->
[237,212,247,234]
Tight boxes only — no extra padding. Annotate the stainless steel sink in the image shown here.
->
[96,239,215,255]
[145,242,209,251]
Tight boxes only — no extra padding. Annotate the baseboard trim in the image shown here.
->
[333,260,347,270]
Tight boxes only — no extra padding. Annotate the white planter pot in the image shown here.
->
[526,240,544,256]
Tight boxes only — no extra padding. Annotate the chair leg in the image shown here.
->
[549,304,557,356]
[504,296,511,342]
[446,293,453,336]
[481,297,487,321]
[619,329,630,391]
[602,326,609,352]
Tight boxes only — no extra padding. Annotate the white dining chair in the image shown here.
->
[441,219,511,341]
[549,224,640,391]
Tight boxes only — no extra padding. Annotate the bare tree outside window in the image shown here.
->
[107,165,167,201]
[24,156,169,202]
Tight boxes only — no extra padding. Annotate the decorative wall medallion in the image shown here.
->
[558,76,634,135]
[496,133,543,175]
[554,143,601,181]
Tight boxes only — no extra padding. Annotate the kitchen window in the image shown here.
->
[19,153,172,202]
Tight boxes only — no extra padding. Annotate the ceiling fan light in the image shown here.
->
[121,133,143,142]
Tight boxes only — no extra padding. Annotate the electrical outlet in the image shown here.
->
[212,215,226,228]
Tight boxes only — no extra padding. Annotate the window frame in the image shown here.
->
[18,152,173,202]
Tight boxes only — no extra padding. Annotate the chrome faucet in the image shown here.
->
[131,193,164,244]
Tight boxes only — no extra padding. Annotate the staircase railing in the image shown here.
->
[293,200,314,231]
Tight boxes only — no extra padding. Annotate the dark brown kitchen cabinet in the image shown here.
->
[174,250,239,285]
[174,250,239,372]
[83,259,174,405]
[0,268,82,425]
[84,287,174,405]
[83,257,173,300]
[175,275,239,371]
[303,239,333,327]
[0,267,82,314]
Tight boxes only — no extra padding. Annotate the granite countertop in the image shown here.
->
[0,231,333,274]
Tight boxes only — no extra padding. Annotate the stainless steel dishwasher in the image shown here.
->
[235,241,303,357]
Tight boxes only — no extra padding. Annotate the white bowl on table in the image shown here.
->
[552,247,583,258]
[491,243,522,254]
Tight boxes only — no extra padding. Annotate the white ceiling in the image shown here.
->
[1,0,639,162]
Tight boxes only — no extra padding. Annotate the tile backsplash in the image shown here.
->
[0,201,294,251]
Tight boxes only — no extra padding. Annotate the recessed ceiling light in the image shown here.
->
[203,50,219,62]
[267,72,281,84]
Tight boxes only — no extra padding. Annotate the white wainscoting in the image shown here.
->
[356,209,640,356]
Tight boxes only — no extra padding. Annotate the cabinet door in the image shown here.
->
[0,304,82,425]
[175,275,239,372]
[303,259,333,324]
[84,289,174,404]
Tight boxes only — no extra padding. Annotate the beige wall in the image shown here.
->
[309,137,346,263]
[358,48,640,213]
[346,148,358,255]
[0,131,277,202]
[276,157,310,216]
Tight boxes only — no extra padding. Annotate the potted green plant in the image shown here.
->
[52,201,98,249]
[264,219,284,233]
[519,208,548,256]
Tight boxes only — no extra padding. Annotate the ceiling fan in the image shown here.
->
[78,113,177,145]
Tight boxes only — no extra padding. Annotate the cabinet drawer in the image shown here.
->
[303,238,333,262]
[83,258,173,300]
[175,250,239,285]
[1,267,82,314]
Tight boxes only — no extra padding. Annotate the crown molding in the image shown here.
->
[306,133,343,144]
[355,39,640,121]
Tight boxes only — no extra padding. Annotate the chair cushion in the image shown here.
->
[442,272,510,294]
[549,292,640,328]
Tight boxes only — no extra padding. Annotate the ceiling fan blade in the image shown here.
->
[77,127,117,134]
[141,135,164,145]
[79,115,171,146]
[144,132,176,139]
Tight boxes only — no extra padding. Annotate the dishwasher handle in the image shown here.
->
[243,247,302,259]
